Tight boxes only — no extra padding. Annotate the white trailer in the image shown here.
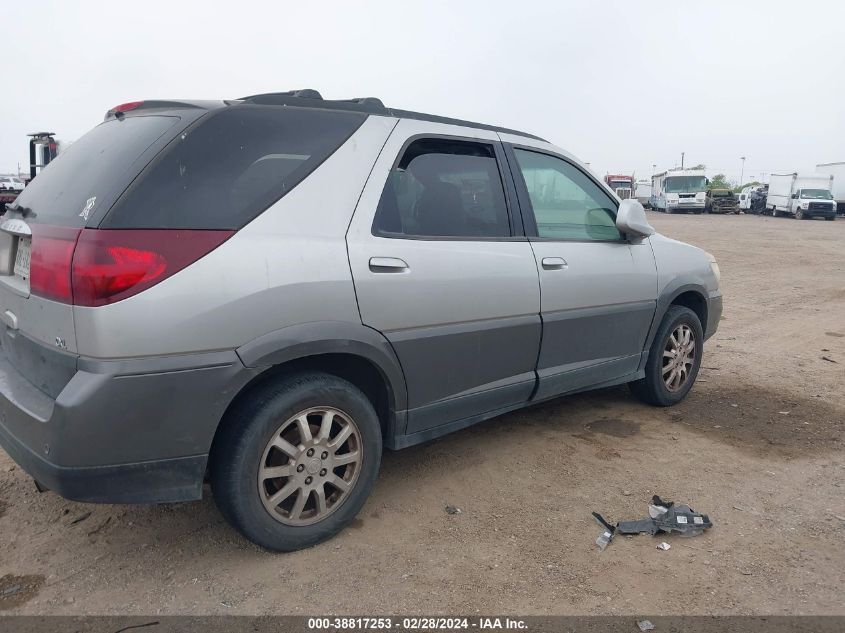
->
[814,162,845,215]
[634,180,652,207]
[766,172,836,220]
[651,168,707,214]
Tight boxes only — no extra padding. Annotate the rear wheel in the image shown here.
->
[210,372,382,551]
[629,306,703,407]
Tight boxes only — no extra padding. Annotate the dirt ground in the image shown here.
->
[1,212,844,616]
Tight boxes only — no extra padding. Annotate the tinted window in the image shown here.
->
[373,138,510,238]
[104,106,366,229]
[9,116,179,227]
[513,149,621,241]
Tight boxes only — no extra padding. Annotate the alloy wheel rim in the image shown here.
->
[258,407,362,526]
[662,324,696,392]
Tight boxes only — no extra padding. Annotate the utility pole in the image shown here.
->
[681,152,685,169]
[740,156,746,187]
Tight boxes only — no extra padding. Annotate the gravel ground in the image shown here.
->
[1,212,844,615]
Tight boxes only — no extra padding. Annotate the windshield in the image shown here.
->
[609,181,631,189]
[800,189,832,199]
[664,176,707,193]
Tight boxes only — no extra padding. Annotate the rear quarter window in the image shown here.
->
[102,105,366,230]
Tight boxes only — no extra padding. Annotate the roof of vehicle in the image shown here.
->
[235,90,548,142]
[653,168,707,178]
[103,90,549,143]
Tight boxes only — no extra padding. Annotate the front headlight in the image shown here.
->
[705,252,720,283]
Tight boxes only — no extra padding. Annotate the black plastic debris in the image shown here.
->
[593,495,712,549]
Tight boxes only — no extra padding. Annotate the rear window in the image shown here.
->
[102,105,367,229]
[9,116,179,227]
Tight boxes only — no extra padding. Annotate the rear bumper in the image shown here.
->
[0,421,206,503]
[0,346,256,503]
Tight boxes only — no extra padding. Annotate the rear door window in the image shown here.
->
[103,106,366,229]
[9,116,180,227]
[372,138,511,238]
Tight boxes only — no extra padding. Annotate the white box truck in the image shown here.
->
[814,162,845,215]
[651,168,707,214]
[766,172,836,220]
[634,179,652,207]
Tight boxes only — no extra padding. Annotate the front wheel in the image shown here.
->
[629,306,704,406]
[795,209,804,220]
[210,372,382,551]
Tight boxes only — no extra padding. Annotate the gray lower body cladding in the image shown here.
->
[0,294,723,504]
[0,345,257,503]
[705,293,723,340]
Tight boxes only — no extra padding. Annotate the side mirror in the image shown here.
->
[791,193,798,199]
[616,199,655,238]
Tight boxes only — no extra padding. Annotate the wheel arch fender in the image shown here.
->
[640,279,710,366]
[235,320,408,414]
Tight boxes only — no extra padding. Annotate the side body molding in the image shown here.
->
[235,320,409,415]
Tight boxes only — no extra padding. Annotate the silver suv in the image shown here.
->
[0,90,722,551]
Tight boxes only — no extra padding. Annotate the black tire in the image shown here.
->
[795,209,804,220]
[210,372,382,552]
[629,305,704,407]
[825,216,835,221]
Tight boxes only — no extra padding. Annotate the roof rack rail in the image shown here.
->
[236,90,546,142]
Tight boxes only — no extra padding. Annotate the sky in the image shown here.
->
[2,0,844,185]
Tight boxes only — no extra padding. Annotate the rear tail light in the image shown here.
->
[29,225,82,303]
[30,228,233,306]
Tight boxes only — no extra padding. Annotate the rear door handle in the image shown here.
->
[369,257,409,273]
[541,257,568,270]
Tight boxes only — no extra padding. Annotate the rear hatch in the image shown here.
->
[1,100,370,396]
[0,108,198,397]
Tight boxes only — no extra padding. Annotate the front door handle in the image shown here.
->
[541,257,568,270]
[369,257,409,273]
